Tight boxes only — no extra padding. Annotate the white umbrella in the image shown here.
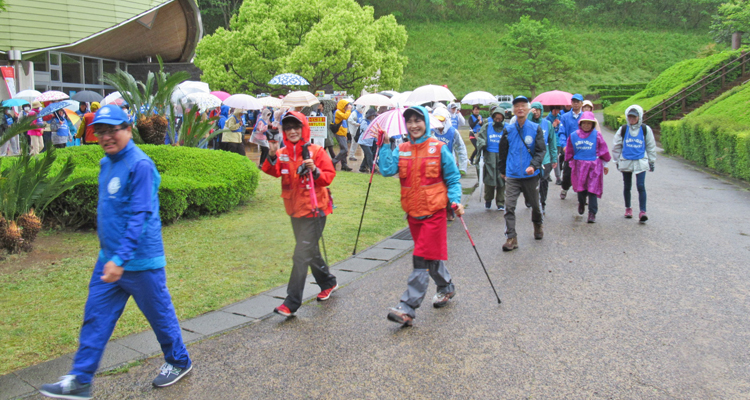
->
[101,91,124,106]
[14,89,42,103]
[223,94,263,110]
[378,90,400,98]
[406,85,456,105]
[182,92,222,113]
[281,91,319,108]
[354,93,394,108]
[390,91,414,107]
[258,96,283,108]
[171,81,210,105]
[462,91,497,106]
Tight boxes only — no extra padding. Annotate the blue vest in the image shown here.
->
[559,110,581,146]
[231,115,243,133]
[470,114,481,133]
[3,114,13,126]
[622,125,646,160]
[451,114,459,129]
[486,123,502,153]
[571,130,598,161]
[97,141,166,271]
[505,120,540,179]
[434,126,456,150]
[55,119,70,137]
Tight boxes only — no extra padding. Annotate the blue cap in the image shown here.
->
[89,104,130,126]
[512,95,529,105]
[572,94,584,101]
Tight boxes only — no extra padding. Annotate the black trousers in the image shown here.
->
[285,216,337,312]
[539,164,553,209]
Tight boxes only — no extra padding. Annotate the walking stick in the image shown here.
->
[452,204,502,304]
[477,154,485,203]
[352,129,387,255]
[301,143,328,264]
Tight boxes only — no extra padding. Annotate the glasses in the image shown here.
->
[94,126,125,137]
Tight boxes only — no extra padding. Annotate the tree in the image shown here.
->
[196,0,243,34]
[497,16,573,98]
[711,0,750,44]
[0,1,6,12]
[195,0,408,95]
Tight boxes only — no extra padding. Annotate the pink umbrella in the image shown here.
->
[362,108,407,141]
[35,90,69,103]
[531,90,573,106]
[210,91,231,101]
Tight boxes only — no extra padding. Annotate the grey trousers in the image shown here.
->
[285,216,337,312]
[331,135,349,166]
[396,256,454,318]
[504,175,543,239]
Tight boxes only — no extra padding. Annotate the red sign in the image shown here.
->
[0,66,16,99]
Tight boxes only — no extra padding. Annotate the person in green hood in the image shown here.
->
[475,106,507,210]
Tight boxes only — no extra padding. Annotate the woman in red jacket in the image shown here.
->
[262,111,338,317]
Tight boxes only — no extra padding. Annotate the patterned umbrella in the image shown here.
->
[13,89,42,103]
[183,92,222,113]
[35,91,69,103]
[268,73,309,86]
[210,91,231,101]
[223,94,263,110]
[281,91,319,108]
[39,100,77,117]
[362,108,407,141]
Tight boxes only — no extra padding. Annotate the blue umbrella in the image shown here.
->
[39,100,77,117]
[268,73,310,86]
[1,98,29,107]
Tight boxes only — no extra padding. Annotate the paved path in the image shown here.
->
[15,116,750,398]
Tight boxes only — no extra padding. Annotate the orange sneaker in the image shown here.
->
[317,284,338,301]
[273,304,294,317]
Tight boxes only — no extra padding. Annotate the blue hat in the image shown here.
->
[512,95,529,105]
[572,94,584,101]
[89,104,130,126]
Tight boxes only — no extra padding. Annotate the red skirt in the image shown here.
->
[408,208,447,260]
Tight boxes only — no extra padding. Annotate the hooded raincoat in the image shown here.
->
[262,111,336,218]
[476,106,506,188]
[564,111,611,197]
[334,99,352,137]
[612,105,657,174]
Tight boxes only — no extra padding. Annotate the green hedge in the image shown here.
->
[45,145,259,228]
[662,117,750,181]
[589,83,648,91]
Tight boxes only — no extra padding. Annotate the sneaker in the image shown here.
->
[625,208,633,218]
[533,223,544,240]
[40,375,92,399]
[485,201,492,210]
[587,212,596,223]
[432,291,455,308]
[348,156,357,161]
[555,179,562,185]
[639,211,648,222]
[578,202,585,215]
[497,204,505,211]
[274,304,295,317]
[387,307,413,326]
[341,165,353,172]
[502,237,518,252]
[560,189,567,200]
[152,362,193,388]
[525,201,531,208]
[317,284,338,301]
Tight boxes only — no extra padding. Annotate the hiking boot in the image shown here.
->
[625,208,633,218]
[578,202,585,215]
[533,223,544,240]
[387,307,413,326]
[555,178,562,185]
[274,304,295,317]
[639,211,648,222]
[485,201,492,210]
[560,189,567,200]
[341,165,353,172]
[432,291,455,308]
[502,237,518,251]
[153,362,193,388]
[317,284,338,301]
[497,204,505,211]
[587,212,596,223]
[40,375,91,399]
[348,156,357,161]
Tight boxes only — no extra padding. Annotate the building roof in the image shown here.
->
[0,0,202,62]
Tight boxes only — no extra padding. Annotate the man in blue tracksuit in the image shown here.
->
[557,93,584,199]
[41,105,192,400]
[498,96,546,251]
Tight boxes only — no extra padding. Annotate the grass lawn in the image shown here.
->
[0,170,406,376]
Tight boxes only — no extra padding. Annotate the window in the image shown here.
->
[103,60,117,75]
[23,52,48,72]
[84,57,100,85]
[50,70,60,81]
[61,54,82,84]
[49,53,59,66]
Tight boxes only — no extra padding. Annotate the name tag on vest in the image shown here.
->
[399,151,412,157]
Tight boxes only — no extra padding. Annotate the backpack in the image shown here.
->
[619,125,648,138]
[328,110,342,133]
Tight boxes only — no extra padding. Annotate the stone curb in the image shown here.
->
[0,227,416,400]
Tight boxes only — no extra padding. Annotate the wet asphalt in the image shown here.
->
[80,120,750,399]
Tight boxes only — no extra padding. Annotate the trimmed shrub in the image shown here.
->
[45,145,259,228]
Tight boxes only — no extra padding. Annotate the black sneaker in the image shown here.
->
[40,375,92,399]
[497,204,505,211]
[485,201,491,210]
[152,362,193,388]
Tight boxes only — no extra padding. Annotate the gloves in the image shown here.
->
[376,129,386,146]
[649,162,655,172]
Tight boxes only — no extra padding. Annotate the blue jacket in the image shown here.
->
[378,106,462,205]
[97,140,166,271]
[498,119,546,179]
[558,109,582,147]
[217,105,229,129]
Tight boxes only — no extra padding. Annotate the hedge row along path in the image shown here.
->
[13,116,750,399]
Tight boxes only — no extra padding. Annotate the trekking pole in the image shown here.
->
[477,154,485,203]
[301,143,328,264]
[352,128,388,255]
[452,204,501,304]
